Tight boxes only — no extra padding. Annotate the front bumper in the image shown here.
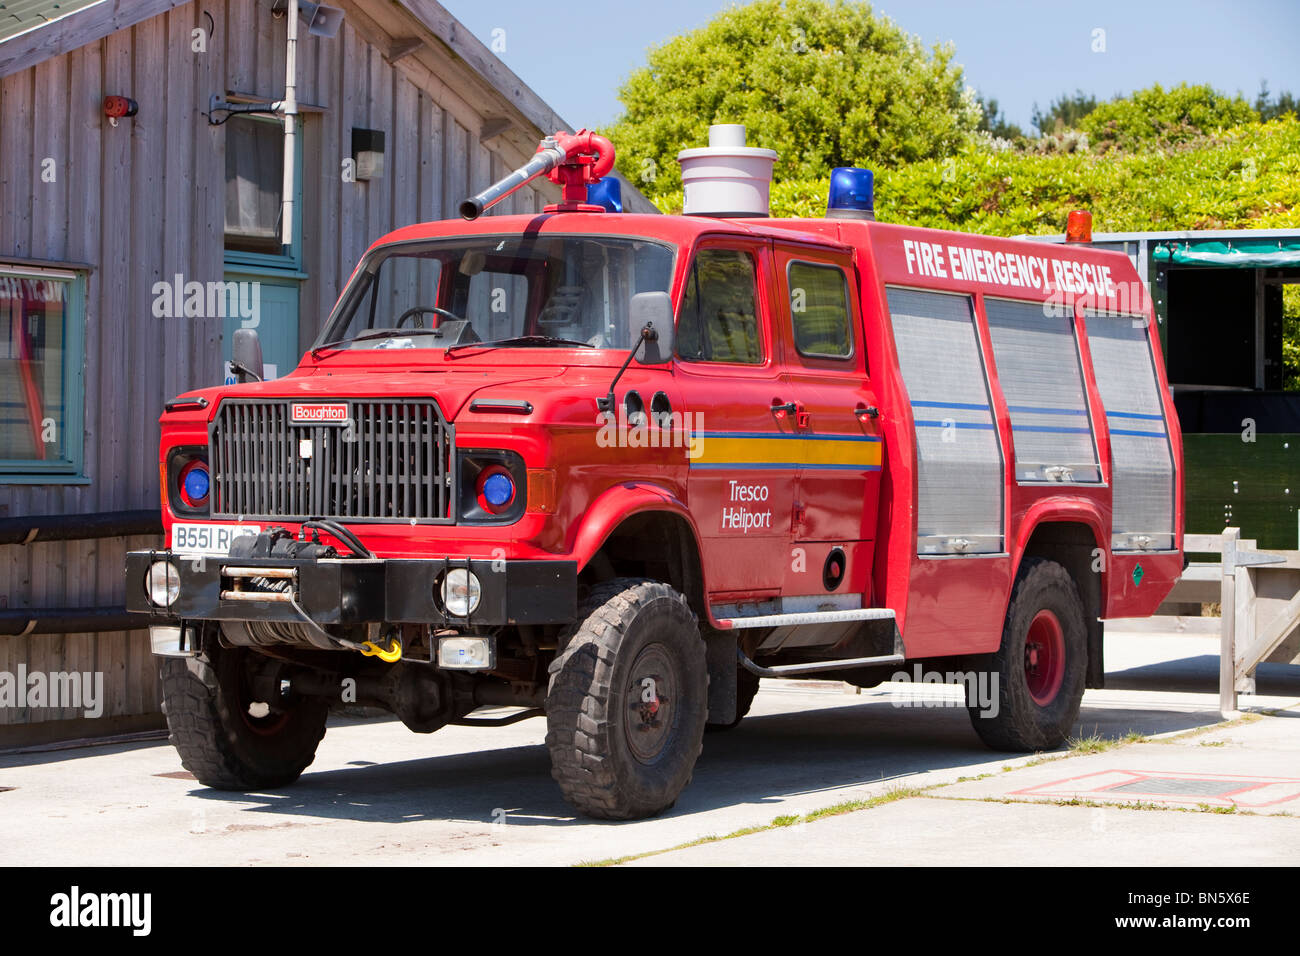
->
[125,550,577,627]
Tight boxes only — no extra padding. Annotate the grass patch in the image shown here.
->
[1066,729,1148,754]
[577,785,929,867]
[945,793,1257,815]
[802,787,928,823]
[1158,711,1264,745]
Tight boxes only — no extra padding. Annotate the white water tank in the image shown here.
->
[676,124,777,218]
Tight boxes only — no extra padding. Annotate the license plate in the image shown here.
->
[171,523,262,556]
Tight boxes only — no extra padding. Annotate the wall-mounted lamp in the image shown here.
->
[104,95,138,127]
[351,128,386,181]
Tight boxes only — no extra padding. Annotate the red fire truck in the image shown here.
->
[127,126,1183,819]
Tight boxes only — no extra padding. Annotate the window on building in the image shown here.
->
[224,115,294,260]
[676,249,762,364]
[788,260,853,358]
[0,264,86,478]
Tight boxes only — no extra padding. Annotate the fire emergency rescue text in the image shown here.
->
[903,238,1117,297]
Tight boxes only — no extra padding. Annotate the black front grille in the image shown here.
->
[209,399,454,522]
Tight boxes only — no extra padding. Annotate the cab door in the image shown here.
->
[773,245,883,599]
[678,240,797,602]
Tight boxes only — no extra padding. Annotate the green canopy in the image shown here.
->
[1152,238,1300,268]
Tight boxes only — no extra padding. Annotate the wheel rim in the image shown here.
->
[234,657,290,737]
[625,643,677,765]
[1024,610,1066,706]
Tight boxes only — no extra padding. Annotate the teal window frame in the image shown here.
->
[0,262,88,484]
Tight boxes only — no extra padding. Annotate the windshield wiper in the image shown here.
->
[446,334,596,356]
[312,327,444,358]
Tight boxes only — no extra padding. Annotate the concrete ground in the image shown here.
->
[0,628,1296,866]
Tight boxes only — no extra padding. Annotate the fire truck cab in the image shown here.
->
[127,127,1183,820]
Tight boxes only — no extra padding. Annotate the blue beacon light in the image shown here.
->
[826,167,875,220]
[586,178,623,213]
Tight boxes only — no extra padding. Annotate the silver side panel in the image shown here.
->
[984,297,1101,484]
[886,288,1004,555]
[1085,313,1176,551]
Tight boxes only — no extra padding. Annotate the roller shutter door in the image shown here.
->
[887,288,1004,555]
[985,297,1101,484]
[1085,311,1176,551]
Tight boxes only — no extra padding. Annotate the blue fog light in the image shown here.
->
[184,465,210,502]
[482,472,514,507]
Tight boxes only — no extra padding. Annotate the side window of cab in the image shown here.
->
[787,260,854,360]
[675,248,762,364]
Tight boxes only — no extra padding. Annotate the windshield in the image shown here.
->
[316,234,675,352]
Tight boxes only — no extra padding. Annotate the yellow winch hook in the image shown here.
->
[360,638,402,663]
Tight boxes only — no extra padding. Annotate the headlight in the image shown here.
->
[479,469,515,510]
[439,568,481,617]
[437,636,495,670]
[179,459,210,507]
[145,560,181,607]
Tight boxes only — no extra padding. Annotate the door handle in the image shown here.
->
[854,405,880,421]
[771,400,809,428]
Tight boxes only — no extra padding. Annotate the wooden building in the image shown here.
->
[0,0,653,745]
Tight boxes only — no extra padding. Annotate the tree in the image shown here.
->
[1081,83,1257,151]
[1031,90,1099,135]
[1256,81,1298,122]
[601,0,980,202]
[975,93,1025,141]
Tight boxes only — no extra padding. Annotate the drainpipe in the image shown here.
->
[281,0,299,248]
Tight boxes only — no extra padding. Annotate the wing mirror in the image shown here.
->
[231,328,265,383]
[630,291,674,364]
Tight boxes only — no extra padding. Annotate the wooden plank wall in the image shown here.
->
[0,0,559,732]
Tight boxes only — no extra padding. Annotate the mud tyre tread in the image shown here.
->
[160,648,327,790]
[545,578,707,820]
[968,558,1087,752]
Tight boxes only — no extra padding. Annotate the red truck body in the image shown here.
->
[128,149,1183,819]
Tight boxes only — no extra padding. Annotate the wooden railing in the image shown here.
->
[1163,529,1300,716]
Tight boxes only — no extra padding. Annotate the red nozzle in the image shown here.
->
[542,129,616,211]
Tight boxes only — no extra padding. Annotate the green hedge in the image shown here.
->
[650,116,1300,235]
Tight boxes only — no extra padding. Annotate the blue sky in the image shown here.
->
[442,0,1300,132]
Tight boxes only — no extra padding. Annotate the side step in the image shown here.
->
[715,607,896,629]
[736,646,904,677]
[718,607,904,678]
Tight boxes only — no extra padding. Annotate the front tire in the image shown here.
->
[160,643,328,790]
[968,558,1087,752]
[545,579,708,819]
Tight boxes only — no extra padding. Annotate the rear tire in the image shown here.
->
[967,558,1087,752]
[545,579,708,819]
[160,644,328,790]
